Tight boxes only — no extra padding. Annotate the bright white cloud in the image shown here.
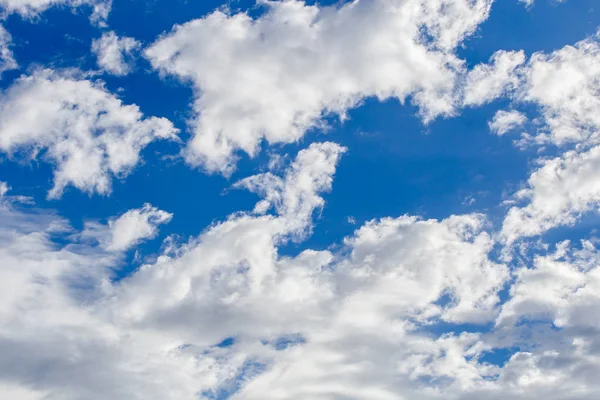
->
[4,138,600,399]
[502,145,600,242]
[146,0,493,173]
[463,50,526,107]
[92,31,141,76]
[0,181,8,198]
[0,142,512,400]
[471,31,600,148]
[0,24,16,77]
[81,203,173,252]
[518,32,600,147]
[0,0,111,24]
[0,69,179,198]
[489,110,527,136]
[466,32,600,241]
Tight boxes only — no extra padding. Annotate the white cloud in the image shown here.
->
[469,32,600,148]
[0,24,16,77]
[518,32,600,147]
[502,145,600,242]
[234,141,346,237]
[5,138,600,398]
[0,181,8,198]
[0,69,178,198]
[81,203,173,252]
[463,50,526,107]
[146,0,493,173]
[466,32,600,242]
[0,0,111,24]
[489,110,527,136]
[92,31,141,76]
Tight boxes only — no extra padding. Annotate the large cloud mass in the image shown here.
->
[2,0,600,399]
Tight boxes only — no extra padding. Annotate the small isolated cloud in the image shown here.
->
[82,204,173,252]
[489,110,528,136]
[0,181,9,198]
[106,204,172,251]
[92,31,141,76]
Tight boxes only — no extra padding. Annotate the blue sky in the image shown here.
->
[2,0,600,399]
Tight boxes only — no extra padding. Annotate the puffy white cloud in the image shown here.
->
[488,110,527,136]
[81,203,173,252]
[470,31,600,148]
[146,0,493,173]
[0,0,111,24]
[502,145,600,242]
[0,24,16,77]
[92,31,141,76]
[0,69,179,198]
[0,181,8,198]
[462,50,526,107]
[479,240,600,400]
[6,137,600,399]
[518,32,600,147]
[465,32,600,241]
[0,142,514,399]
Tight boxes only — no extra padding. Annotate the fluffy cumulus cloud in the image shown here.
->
[0,143,513,399]
[502,145,600,242]
[463,31,600,241]
[488,110,527,136]
[4,0,600,399]
[92,31,141,76]
[0,0,111,23]
[146,0,493,173]
[0,69,178,198]
[4,140,600,399]
[82,203,173,251]
[503,31,600,241]
[462,50,525,107]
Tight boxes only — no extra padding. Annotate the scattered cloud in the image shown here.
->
[0,0,112,24]
[92,31,141,76]
[489,110,528,136]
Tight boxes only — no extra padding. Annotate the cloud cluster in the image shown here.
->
[0,69,178,198]
[3,140,600,399]
[2,0,600,399]
[146,0,493,173]
[464,31,600,242]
